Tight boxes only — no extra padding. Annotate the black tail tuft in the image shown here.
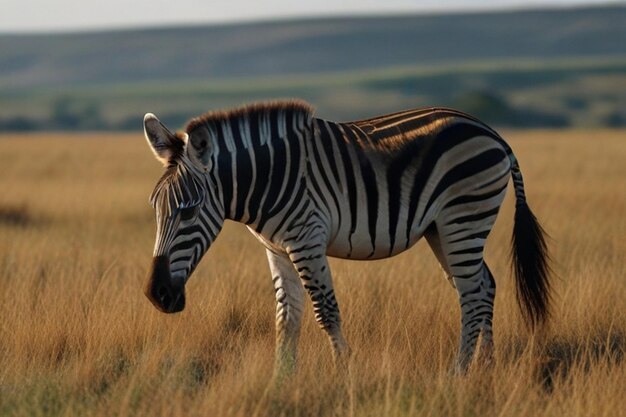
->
[511,201,552,329]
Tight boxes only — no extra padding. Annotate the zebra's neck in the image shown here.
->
[206,105,313,232]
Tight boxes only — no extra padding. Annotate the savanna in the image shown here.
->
[0,130,624,417]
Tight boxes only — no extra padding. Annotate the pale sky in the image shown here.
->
[0,0,620,33]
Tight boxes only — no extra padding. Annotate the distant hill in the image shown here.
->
[1,5,624,90]
[0,5,625,130]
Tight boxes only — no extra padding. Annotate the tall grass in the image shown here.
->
[0,131,624,416]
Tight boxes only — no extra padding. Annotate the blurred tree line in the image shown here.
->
[0,91,623,132]
[0,97,114,131]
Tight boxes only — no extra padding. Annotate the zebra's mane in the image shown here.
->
[150,101,314,206]
[184,100,315,135]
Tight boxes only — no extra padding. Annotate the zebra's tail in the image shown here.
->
[508,154,552,329]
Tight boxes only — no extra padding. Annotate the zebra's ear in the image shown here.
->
[186,127,213,169]
[143,113,185,166]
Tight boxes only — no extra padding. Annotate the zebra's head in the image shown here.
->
[143,113,224,313]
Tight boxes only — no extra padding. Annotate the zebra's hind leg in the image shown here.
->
[426,224,495,371]
[434,217,498,372]
[477,264,496,363]
[450,261,496,372]
[266,249,305,377]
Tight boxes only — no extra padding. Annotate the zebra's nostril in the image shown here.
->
[157,286,171,308]
[157,285,167,298]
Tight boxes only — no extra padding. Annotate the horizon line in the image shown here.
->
[0,2,622,36]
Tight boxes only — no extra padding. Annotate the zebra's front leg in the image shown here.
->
[266,249,305,377]
[288,248,349,364]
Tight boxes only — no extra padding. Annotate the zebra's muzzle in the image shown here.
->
[145,255,186,313]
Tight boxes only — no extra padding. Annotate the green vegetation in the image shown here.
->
[0,5,624,130]
[2,57,625,131]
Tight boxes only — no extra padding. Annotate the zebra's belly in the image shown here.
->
[325,224,428,260]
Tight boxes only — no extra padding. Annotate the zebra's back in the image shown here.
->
[310,108,512,260]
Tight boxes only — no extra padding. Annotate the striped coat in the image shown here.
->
[143,101,550,373]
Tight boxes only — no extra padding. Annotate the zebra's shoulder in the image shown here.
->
[184,100,315,134]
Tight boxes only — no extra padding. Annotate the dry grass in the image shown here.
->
[0,130,624,417]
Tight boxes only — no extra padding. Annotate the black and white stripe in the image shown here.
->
[143,101,551,373]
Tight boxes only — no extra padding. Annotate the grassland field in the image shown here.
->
[0,130,624,416]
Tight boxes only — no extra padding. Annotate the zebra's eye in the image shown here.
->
[177,195,203,221]
[179,204,200,221]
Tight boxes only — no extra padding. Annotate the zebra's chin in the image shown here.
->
[145,255,186,314]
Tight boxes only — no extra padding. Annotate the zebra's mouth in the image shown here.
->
[155,285,186,314]
[145,256,186,314]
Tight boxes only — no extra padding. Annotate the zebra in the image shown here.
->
[143,100,550,373]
